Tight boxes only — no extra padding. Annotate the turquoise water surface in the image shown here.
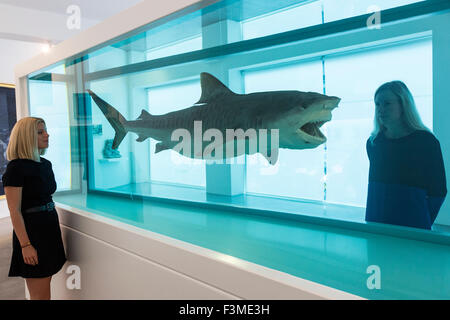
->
[54,192,450,300]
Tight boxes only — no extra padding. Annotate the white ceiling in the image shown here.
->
[0,0,144,20]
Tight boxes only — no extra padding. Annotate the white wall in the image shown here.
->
[0,39,45,84]
[0,3,99,44]
[0,3,101,84]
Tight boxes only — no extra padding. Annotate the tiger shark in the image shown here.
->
[87,72,340,165]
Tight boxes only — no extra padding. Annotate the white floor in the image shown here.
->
[0,199,9,219]
[0,216,25,300]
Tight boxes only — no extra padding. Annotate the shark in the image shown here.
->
[87,72,340,165]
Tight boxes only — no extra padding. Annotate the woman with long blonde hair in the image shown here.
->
[2,117,66,300]
[365,81,447,229]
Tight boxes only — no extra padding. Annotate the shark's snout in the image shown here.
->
[325,96,341,109]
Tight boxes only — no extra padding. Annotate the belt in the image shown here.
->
[23,202,55,214]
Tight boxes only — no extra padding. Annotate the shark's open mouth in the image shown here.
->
[300,120,326,140]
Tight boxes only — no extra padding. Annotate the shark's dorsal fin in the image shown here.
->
[197,72,235,104]
[137,109,152,120]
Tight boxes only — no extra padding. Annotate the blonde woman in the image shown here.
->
[2,117,66,300]
[365,81,447,229]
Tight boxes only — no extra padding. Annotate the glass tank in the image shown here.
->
[26,0,449,233]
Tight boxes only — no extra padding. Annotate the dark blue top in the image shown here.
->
[365,130,447,229]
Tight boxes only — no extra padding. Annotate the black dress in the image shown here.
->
[2,157,67,278]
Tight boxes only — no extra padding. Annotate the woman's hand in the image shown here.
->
[22,245,38,266]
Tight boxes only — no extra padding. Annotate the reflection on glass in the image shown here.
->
[323,0,425,23]
[242,0,424,40]
[148,80,205,187]
[242,1,323,40]
[28,80,71,191]
[244,62,325,201]
[24,0,448,261]
[325,39,432,207]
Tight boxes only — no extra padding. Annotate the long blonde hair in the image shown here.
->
[6,117,47,162]
[369,81,429,143]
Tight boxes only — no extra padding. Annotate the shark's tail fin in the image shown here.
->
[87,90,128,149]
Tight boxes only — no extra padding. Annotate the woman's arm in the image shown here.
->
[426,138,447,224]
[4,186,30,246]
[4,186,38,265]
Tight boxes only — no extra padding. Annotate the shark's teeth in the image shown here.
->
[312,120,326,127]
[300,123,325,139]
[296,127,326,143]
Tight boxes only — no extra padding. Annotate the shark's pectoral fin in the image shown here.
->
[136,134,150,142]
[155,142,170,154]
